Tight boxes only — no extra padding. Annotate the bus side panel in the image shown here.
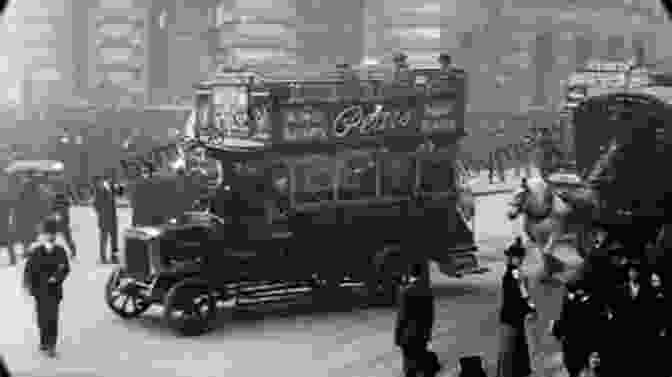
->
[419,195,477,263]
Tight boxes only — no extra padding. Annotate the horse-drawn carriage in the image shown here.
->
[512,91,668,262]
[572,92,667,250]
[105,57,485,336]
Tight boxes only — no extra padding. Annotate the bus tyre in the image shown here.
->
[163,279,216,337]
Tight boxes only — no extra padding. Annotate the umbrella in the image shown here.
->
[4,160,65,175]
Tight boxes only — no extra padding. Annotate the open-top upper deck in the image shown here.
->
[186,55,467,161]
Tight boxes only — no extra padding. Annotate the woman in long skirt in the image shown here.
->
[497,237,536,377]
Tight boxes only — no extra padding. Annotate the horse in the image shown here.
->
[506,176,600,281]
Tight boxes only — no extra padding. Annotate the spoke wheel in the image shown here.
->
[105,267,151,319]
[163,280,216,337]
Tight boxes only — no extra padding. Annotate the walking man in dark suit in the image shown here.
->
[0,173,13,264]
[93,176,119,264]
[22,215,71,358]
[0,354,10,377]
[395,260,441,377]
[51,186,77,259]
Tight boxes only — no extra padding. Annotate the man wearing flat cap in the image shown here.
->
[22,214,71,358]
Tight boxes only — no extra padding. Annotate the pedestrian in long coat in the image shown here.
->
[22,215,71,358]
[50,186,77,259]
[93,176,120,264]
[552,280,612,377]
[394,261,441,377]
[610,260,650,376]
[646,271,667,377]
[14,178,50,255]
[0,173,13,263]
[497,237,536,377]
[0,354,9,377]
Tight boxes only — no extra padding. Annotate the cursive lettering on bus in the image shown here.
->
[333,105,413,137]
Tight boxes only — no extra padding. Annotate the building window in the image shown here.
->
[533,32,554,106]
[575,35,592,66]
[207,8,214,27]
[99,0,134,8]
[633,38,646,65]
[216,4,228,27]
[607,35,625,58]
[159,10,168,30]
[130,29,144,47]
[99,47,134,64]
[235,23,288,38]
[106,71,135,86]
[99,23,134,39]
[459,31,474,49]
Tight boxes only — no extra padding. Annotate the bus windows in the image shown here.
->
[294,154,335,203]
[419,156,456,194]
[380,154,415,196]
[269,162,291,220]
[338,151,377,200]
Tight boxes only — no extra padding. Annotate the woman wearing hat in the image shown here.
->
[645,270,667,377]
[22,214,71,358]
[608,259,649,375]
[496,237,536,377]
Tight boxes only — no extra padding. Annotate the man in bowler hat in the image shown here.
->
[395,260,441,377]
[22,215,71,357]
[93,175,120,264]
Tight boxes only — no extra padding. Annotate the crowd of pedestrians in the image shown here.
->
[393,235,667,377]
[0,171,123,371]
[1,172,122,266]
[550,252,667,377]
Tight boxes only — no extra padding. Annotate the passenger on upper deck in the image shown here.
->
[438,54,454,73]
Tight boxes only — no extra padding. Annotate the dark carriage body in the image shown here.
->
[572,92,668,250]
[106,58,484,336]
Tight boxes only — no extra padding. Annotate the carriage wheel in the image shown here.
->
[163,279,216,337]
[105,267,151,319]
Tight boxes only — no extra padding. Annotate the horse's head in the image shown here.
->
[507,177,553,220]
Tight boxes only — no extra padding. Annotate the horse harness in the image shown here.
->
[522,199,554,222]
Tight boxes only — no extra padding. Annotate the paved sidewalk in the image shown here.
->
[438,245,582,377]
[439,351,567,377]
